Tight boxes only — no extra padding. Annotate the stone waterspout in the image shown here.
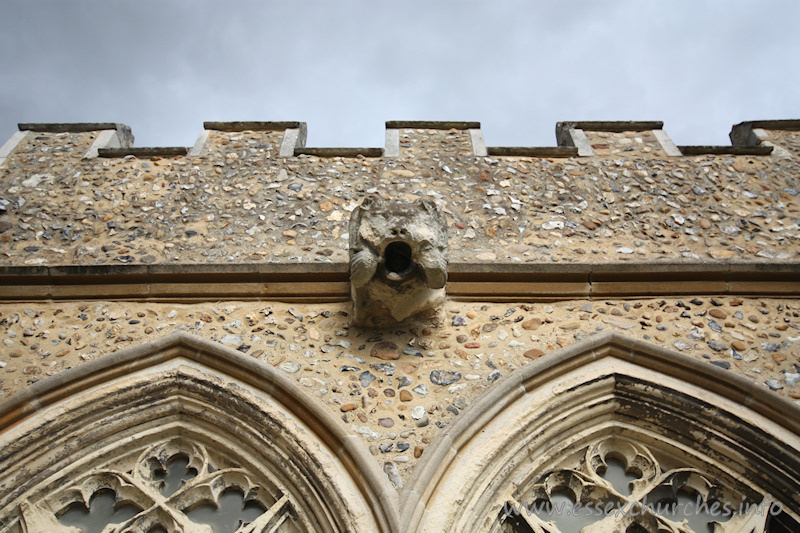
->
[349,196,448,327]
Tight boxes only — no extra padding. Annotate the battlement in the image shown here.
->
[2,119,797,167]
[1,117,798,270]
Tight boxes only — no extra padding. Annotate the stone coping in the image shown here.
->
[17,120,797,137]
[486,146,578,157]
[730,119,800,146]
[557,120,665,135]
[295,147,384,157]
[733,119,800,131]
[678,145,774,155]
[385,121,480,130]
[203,121,305,131]
[18,122,129,133]
[9,121,791,160]
[97,146,189,157]
[0,261,797,300]
[88,143,780,160]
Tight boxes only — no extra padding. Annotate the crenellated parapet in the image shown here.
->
[557,121,676,157]
[2,119,798,166]
[0,118,798,269]
[729,119,800,158]
[0,123,134,167]
[20,123,135,160]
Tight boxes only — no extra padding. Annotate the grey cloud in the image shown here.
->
[1,0,798,149]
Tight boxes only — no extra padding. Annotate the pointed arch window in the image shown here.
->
[403,333,800,533]
[0,333,396,533]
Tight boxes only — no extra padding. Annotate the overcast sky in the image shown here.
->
[1,1,798,149]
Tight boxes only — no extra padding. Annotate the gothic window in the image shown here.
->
[403,333,800,533]
[0,333,394,533]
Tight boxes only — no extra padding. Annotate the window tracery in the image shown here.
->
[496,437,787,533]
[14,440,306,532]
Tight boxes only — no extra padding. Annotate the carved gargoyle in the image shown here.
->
[349,195,448,327]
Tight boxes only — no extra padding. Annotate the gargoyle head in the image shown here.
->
[349,195,448,326]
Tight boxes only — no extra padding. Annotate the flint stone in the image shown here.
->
[707,340,727,352]
[430,370,461,386]
[785,372,800,387]
[452,315,467,326]
[371,341,400,360]
[279,361,301,373]
[370,362,396,375]
[765,379,783,391]
[353,425,381,440]
[220,334,243,347]
[412,384,429,395]
[383,462,403,488]
[360,371,377,387]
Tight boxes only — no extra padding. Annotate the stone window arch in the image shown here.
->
[0,333,397,533]
[402,333,800,533]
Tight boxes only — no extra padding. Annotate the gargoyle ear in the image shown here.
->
[420,197,438,212]
[361,194,385,210]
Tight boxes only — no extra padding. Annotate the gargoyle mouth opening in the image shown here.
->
[384,241,414,279]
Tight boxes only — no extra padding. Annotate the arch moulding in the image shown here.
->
[0,332,398,533]
[402,332,800,533]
